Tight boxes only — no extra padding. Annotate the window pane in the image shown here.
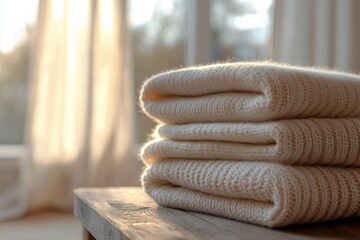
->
[130,0,186,143]
[131,0,274,143]
[0,0,39,144]
[210,0,274,61]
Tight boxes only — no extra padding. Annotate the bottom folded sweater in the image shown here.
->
[142,160,360,228]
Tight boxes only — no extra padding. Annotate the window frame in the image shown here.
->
[185,0,212,66]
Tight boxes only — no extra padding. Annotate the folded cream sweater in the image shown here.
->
[143,160,360,228]
[141,62,360,124]
[140,62,360,228]
[142,118,360,166]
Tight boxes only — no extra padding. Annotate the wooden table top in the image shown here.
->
[74,187,360,240]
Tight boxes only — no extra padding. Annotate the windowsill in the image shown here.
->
[0,145,25,168]
[0,145,25,157]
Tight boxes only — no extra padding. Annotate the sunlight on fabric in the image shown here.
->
[92,69,114,162]
[63,0,91,160]
[31,0,61,162]
[74,0,89,26]
[31,0,125,165]
[11,0,135,215]
[51,0,65,20]
[99,0,114,32]
[31,0,91,162]
[91,0,120,162]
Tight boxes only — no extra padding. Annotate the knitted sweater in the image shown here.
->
[140,62,360,228]
[142,118,360,166]
[143,160,360,228]
[140,62,360,124]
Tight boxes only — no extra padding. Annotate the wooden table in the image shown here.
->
[74,187,360,240]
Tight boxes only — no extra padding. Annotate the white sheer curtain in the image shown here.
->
[273,0,360,73]
[0,0,139,219]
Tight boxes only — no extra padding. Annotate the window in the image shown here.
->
[130,0,186,143]
[0,0,274,145]
[0,0,39,145]
[210,0,273,60]
[130,0,274,143]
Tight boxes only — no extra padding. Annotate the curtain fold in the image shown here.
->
[273,0,360,73]
[0,0,138,219]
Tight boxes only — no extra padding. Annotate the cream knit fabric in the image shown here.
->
[143,160,360,228]
[142,118,360,166]
[140,62,360,228]
[141,62,360,124]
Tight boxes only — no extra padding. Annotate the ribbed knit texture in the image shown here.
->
[142,118,360,166]
[143,160,360,228]
[139,62,360,228]
[141,62,360,124]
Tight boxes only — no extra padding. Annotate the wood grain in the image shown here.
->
[74,187,360,240]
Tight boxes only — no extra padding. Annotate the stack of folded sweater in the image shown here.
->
[139,62,360,228]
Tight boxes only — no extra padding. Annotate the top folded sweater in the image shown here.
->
[141,62,360,124]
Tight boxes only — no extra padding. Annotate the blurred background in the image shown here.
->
[0,0,360,238]
[0,0,274,145]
